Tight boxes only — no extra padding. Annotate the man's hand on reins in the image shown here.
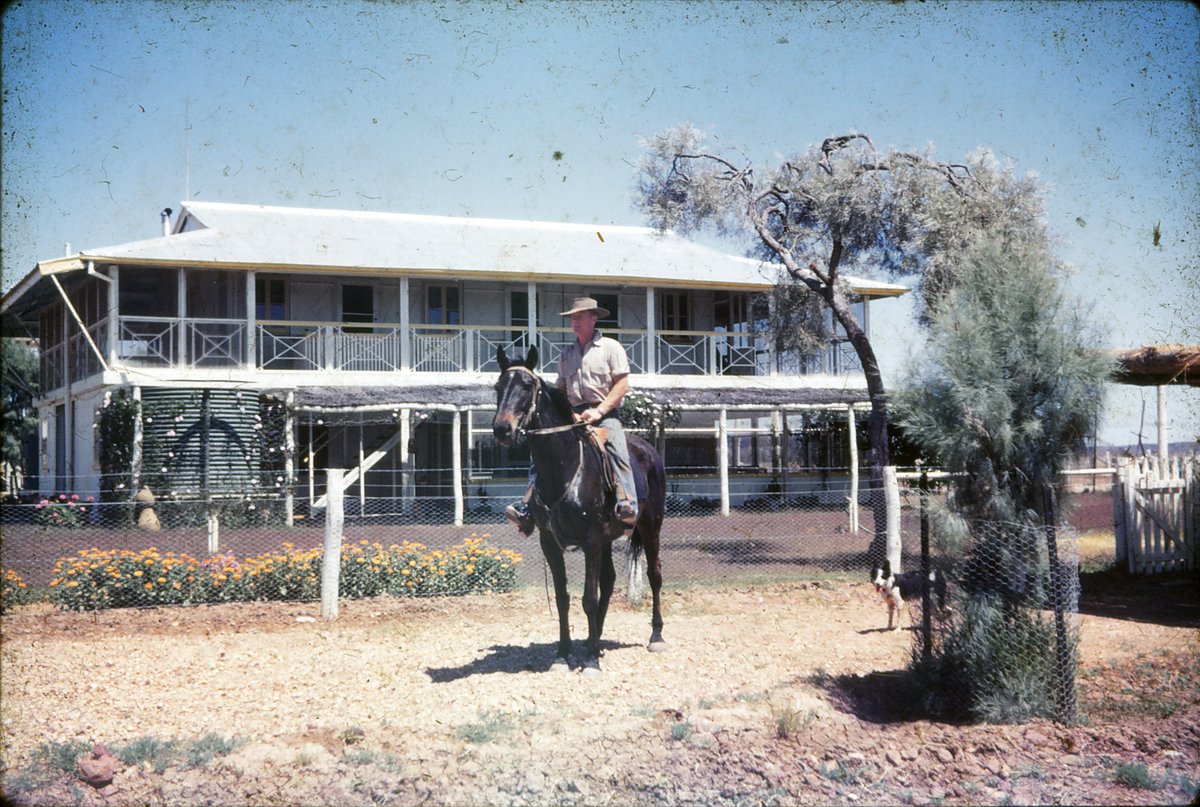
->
[578,407,604,425]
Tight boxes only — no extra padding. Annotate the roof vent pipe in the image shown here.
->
[65,242,72,256]
[161,207,173,237]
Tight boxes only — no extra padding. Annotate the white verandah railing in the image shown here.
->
[116,316,854,377]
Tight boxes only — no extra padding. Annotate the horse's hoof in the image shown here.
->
[551,657,571,672]
[648,640,669,654]
[581,662,603,678]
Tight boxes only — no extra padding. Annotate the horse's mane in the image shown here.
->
[541,380,574,418]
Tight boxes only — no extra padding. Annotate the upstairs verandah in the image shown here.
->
[79,315,862,378]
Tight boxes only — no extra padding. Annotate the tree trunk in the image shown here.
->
[828,286,892,561]
[766,229,892,562]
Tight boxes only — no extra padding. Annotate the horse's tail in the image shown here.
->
[625,532,646,606]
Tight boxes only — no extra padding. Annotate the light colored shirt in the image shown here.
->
[557,332,630,409]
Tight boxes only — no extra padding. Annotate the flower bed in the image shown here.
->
[41,534,521,612]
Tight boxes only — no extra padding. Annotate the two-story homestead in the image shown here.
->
[1,201,906,524]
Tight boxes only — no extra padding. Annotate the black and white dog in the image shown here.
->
[870,560,947,631]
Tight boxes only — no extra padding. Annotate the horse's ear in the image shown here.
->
[525,345,539,370]
[497,346,511,371]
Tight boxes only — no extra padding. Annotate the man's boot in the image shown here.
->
[504,501,535,536]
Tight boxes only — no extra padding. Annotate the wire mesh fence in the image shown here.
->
[1,470,1100,616]
[1,471,917,597]
[908,516,1081,725]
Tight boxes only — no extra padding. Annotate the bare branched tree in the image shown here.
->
[636,125,1050,552]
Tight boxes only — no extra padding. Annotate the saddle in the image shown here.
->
[585,426,617,495]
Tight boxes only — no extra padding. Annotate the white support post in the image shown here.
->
[452,409,464,526]
[207,512,220,554]
[321,469,344,620]
[107,267,119,367]
[284,391,295,526]
[526,281,537,353]
[307,419,316,506]
[1157,384,1168,473]
[1124,459,1138,573]
[400,407,415,514]
[246,271,257,367]
[767,292,778,376]
[399,277,411,371]
[771,409,783,496]
[645,287,657,374]
[718,408,730,516]
[884,466,902,571]
[177,269,187,366]
[358,419,366,515]
[847,405,860,535]
[1112,459,1127,569]
[131,386,143,498]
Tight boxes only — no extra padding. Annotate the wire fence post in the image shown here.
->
[919,464,932,663]
[1042,483,1077,723]
[321,469,344,621]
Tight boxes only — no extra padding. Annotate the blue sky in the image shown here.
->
[2,0,1196,446]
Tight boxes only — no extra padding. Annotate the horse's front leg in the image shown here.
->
[539,533,572,669]
[580,546,615,675]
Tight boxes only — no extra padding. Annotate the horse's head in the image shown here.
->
[493,346,541,446]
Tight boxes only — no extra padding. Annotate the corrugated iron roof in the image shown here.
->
[27,201,910,296]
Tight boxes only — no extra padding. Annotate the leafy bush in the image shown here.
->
[1112,762,1161,790]
[1,567,34,613]
[47,534,521,612]
[913,590,1077,723]
[34,493,94,528]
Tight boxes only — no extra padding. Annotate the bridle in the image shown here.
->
[501,366,588,436]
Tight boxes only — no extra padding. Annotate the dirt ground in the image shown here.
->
[1,572,1197,806]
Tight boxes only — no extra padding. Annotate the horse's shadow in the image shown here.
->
[425,639,638,683]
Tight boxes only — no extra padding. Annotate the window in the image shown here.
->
[120,269,177,317]
[426,285,461,326]
[342,285,374,333]
[255,278,286,320]
[659,291,691,332]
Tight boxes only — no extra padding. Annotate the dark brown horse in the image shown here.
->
[493,346,667,674]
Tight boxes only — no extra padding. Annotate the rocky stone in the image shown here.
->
[77,744,119,789]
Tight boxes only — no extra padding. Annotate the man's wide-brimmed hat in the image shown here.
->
[559,296,610,318]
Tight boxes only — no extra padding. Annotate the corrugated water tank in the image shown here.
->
[139,389,263,495]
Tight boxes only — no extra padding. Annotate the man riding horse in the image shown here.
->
[505,296,639,533]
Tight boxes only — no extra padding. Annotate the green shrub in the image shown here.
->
[913,590,1077,723]
[1113,762,1160,790]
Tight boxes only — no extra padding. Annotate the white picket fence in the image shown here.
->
[1113,454,1197,574]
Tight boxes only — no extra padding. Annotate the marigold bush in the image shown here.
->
[1,567,34,614]
[46,534,521,612]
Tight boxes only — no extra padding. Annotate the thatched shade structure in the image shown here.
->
[1111,344,1200,387]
